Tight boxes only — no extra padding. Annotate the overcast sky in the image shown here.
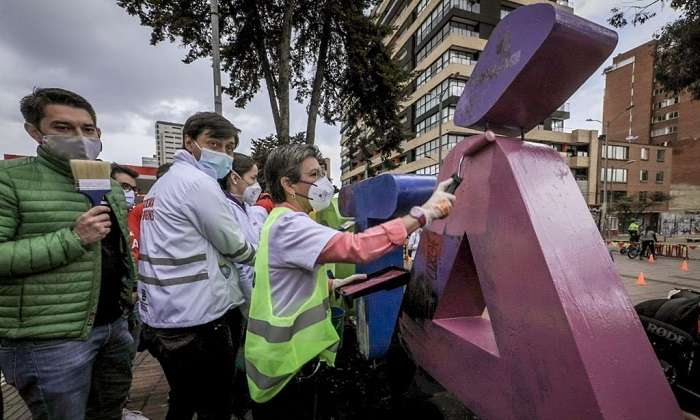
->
[0,0,681,183]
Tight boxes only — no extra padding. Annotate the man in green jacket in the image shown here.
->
[0,88,137,420]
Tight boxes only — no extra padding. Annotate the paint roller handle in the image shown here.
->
[442,131,496,195]
[444,174,462,194]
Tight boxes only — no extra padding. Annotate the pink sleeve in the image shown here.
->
[316,218,408,265]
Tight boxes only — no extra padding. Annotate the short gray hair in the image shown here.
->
[265,144,322,203]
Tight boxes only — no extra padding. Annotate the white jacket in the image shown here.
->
[223,194,267,305]
[138,150,255,328]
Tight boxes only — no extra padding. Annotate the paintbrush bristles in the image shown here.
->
[69,160,111,180]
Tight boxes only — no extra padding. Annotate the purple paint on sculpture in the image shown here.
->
[402,137,682,419]
[399,3,682,419]
[455,3,617,137]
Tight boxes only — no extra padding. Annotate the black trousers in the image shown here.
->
[251,362,322,420]
[145,309,243,420]
[640,240,656,259]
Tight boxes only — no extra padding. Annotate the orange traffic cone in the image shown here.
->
[648,254,655,264]
[636,272,647,286]
[680,259,689,272]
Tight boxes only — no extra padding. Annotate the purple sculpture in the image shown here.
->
[398,3,683,419]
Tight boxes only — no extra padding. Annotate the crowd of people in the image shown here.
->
[0,87,456,420]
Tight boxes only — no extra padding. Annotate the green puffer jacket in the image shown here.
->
[0,145,136,340]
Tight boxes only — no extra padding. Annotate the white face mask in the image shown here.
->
[42,134,102,160]
[124,190,136,208]
[305,177,335,212]
[242,182,262,205]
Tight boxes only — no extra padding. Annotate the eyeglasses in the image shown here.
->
[303,169,326,181]
[120,183,138,193]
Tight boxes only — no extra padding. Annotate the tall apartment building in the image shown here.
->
[156,121,184,164]
[339,0,600,205]
[602,40,700,234]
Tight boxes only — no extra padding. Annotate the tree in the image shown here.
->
[250,131,306,190]
[611,192,671,229]
[116,0,410,164]
[608,0,700,99]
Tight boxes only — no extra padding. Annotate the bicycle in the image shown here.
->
[620,242,641,259]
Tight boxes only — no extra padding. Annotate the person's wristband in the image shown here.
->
[409,206,428,227]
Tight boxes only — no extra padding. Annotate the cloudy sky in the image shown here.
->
[0,1,681,183]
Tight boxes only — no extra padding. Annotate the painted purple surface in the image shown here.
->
[454,3,617,136]
[400,135,681,419]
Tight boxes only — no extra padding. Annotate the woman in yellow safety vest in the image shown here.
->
[245,144,455,419]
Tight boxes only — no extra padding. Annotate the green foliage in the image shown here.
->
[116,0,410,164]
[608,0,700,99]
[250,131,306,189]
[612,192,671,228]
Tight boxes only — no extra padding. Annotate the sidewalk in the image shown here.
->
[2,256,698,419]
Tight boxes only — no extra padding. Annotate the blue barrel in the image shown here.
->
[339,174,435,358]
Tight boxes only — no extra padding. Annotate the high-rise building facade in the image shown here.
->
[602,40,699,234]
[156,121,184,164]
[340,0,600,205]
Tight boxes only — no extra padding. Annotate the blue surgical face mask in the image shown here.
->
[193,142,233,179]
[123,190,136,208]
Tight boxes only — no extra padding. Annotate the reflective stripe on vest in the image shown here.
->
[245,207,339,403]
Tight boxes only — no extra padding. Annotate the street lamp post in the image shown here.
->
[437,72,460,167]
[210,0,223,115]
[586,103,634,239]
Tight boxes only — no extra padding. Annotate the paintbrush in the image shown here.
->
[69,160,112,206]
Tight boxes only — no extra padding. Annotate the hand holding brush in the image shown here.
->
[73,206,112,245]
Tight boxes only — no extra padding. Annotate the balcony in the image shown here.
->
[568,155,590,168]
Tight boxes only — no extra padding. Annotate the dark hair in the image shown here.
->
[218,152,256,191]
[156,163,172,179]
[20,88,96,127]
[111,163,139,179]
[233,152,255,176]
[182,112,239,147]
[265,144,322,203]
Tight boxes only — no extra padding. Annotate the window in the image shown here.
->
[551,119,564,132]
[640,169,648,182]
[415,138,440,160]
[639,191,648,201]
[656,171,664,183]
[415,0,479,44]
[651,126,678,137]
[414,78,466,119]
[567,145,589,157]
[600,168,628,183]
[655,96,680,109]
[416,0,430,16]
[653,88,665,95]
[641,147,649,160]
[416,19,478,63]
[572,168,588,181]
[416,164,440,175]
[500,6,514,19]
[656,149,665,162]
[397,48,407,61]
[652,111,679,123]
[414,106,456,136]
[602,145,628,160]
[416,134,466,159]
[416,49,476,87]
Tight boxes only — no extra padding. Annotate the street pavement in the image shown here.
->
[2,255,698,419]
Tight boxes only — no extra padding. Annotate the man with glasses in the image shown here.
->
[111,164,140,209]
[138,112,256,419]
[0,88,137,419]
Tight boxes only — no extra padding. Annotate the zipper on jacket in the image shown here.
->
[19,282,25,322]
